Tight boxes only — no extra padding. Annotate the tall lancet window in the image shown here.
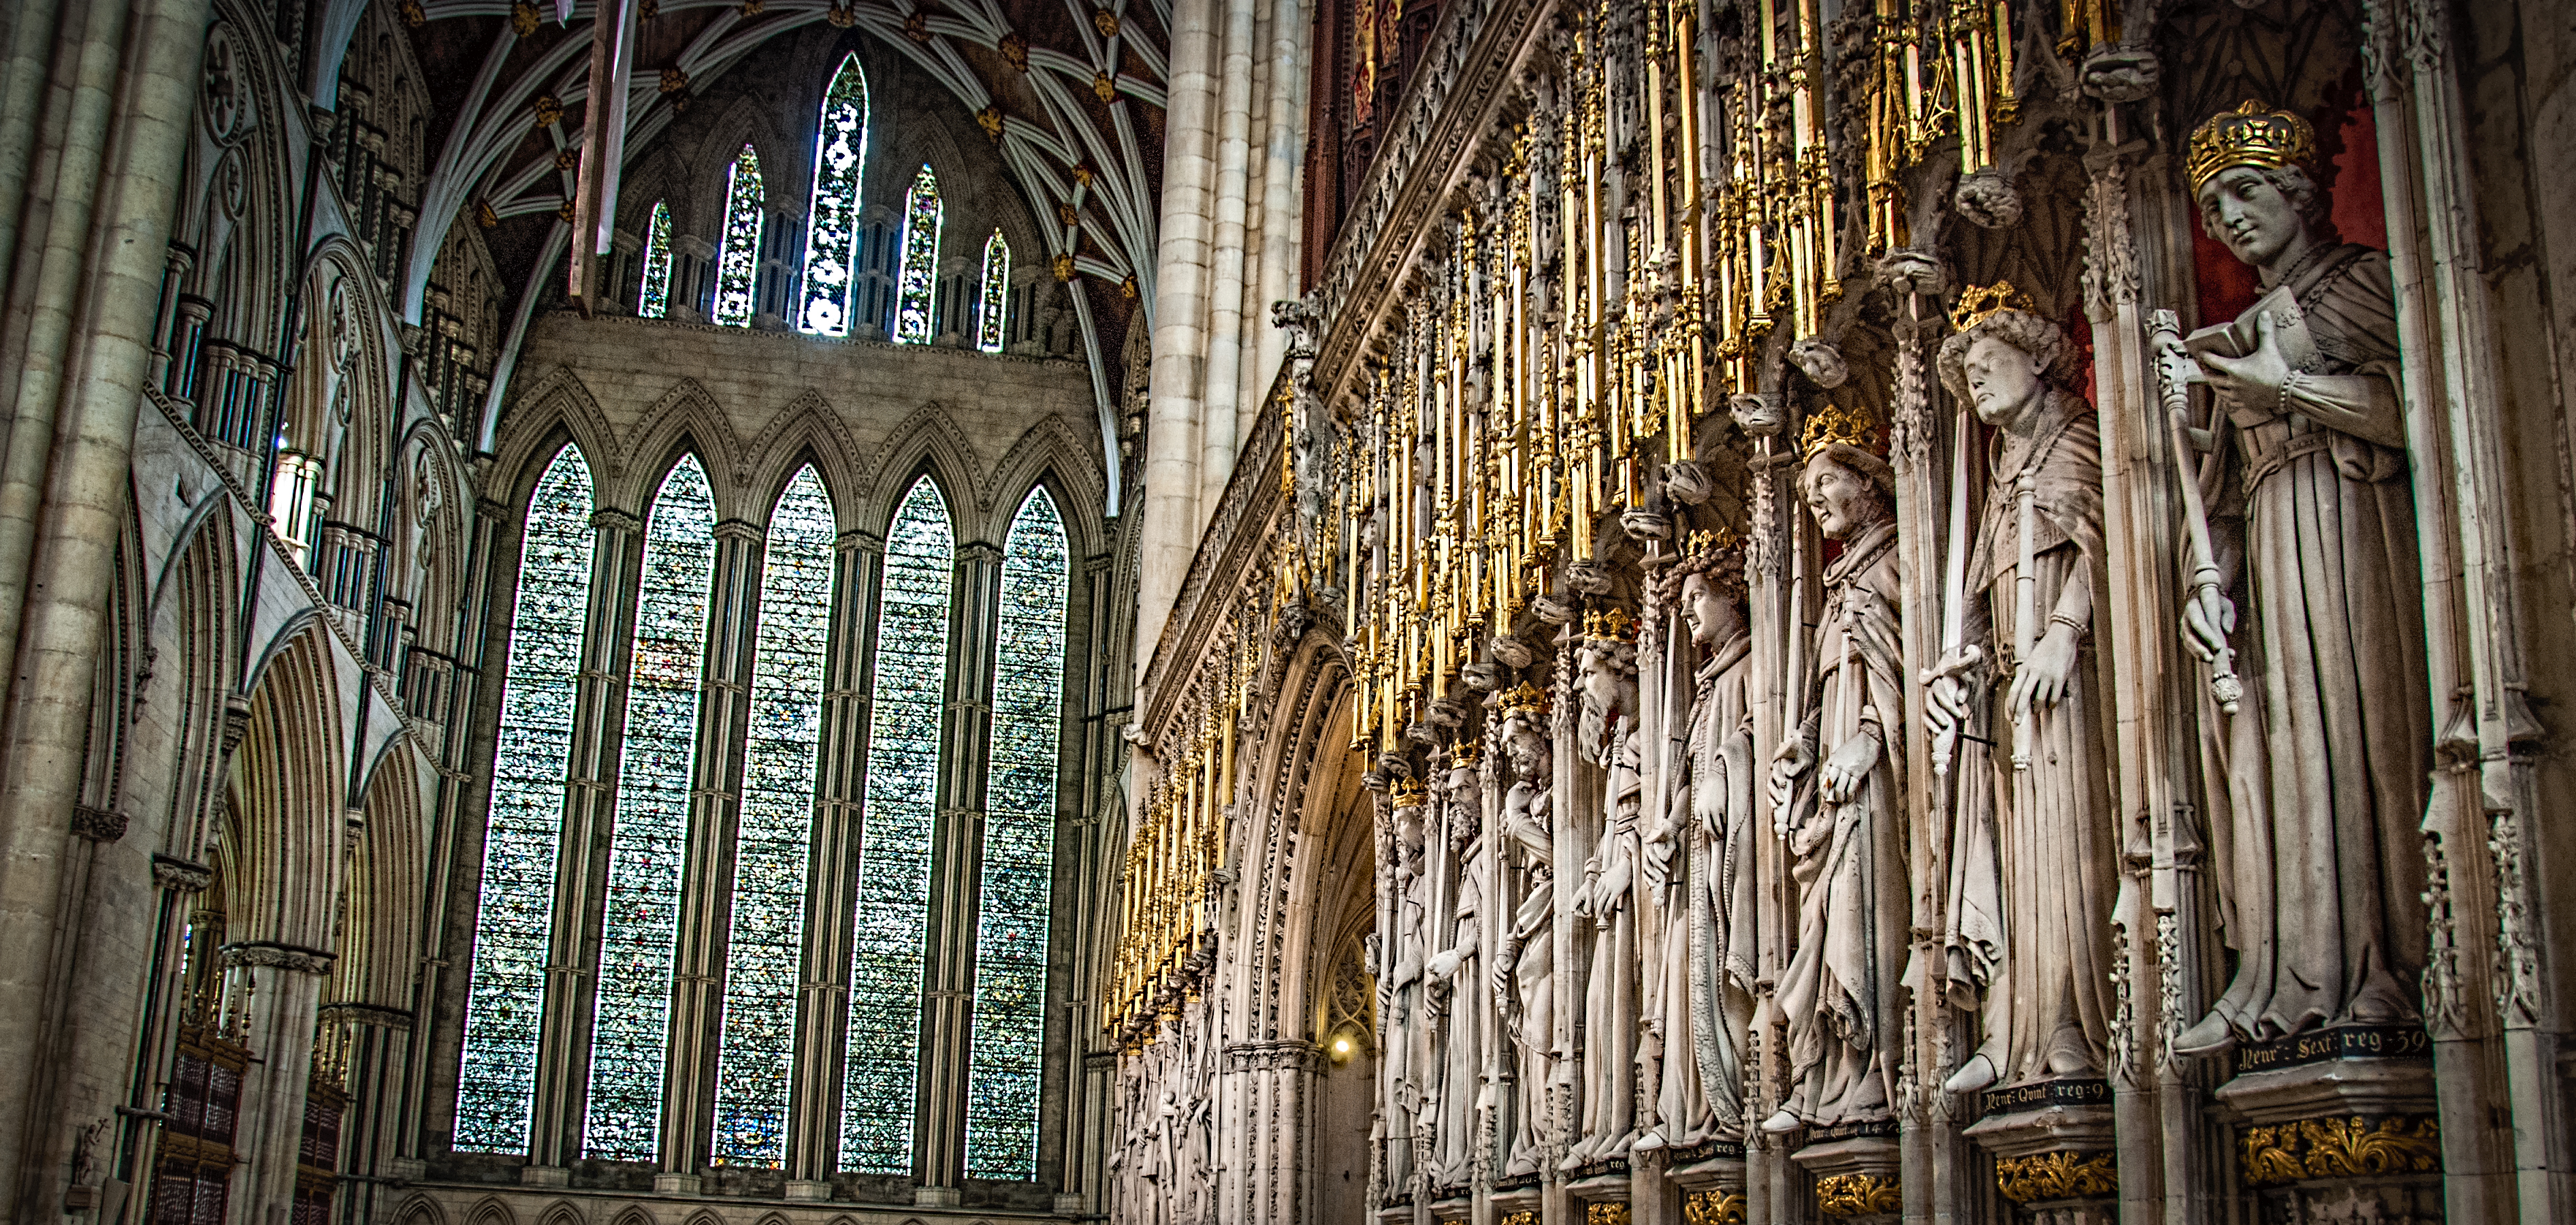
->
[965,486,1068,1179]
[841,476,953,1173]
[455,444,595,1153]
[712,466,837,1166]
[798,54,871,335]
[639,201,674,319]
[713,145,766,328]
[976,231,1010,353]
[584,455,718,1160]
[891,165,942,344]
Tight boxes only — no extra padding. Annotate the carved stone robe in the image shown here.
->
[2200,244,2430,1042]
[1499,772,1555,1175]
[1572,716,1642,1164]
[1946,389,2119,1084]
[1777,519,1905,1126]
[1684,629,1756,1134]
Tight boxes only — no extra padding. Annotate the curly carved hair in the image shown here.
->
[1655,541,1748,607]
[2197,161,2334,236]
[1936,307,2074,407]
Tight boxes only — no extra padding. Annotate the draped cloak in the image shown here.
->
[2200,244,2430,1042]
[1944,389,2120,1085]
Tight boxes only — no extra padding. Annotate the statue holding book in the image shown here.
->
[2162,101,2431,1054]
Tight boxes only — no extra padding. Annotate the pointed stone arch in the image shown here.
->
[492,365,620,512]
[860,401,984,530]
[692,93,801,230]
[619,377,748,517]
[220,622,351,951]
[982,413,1108,554]
[531,1200,585,1225]
[391,1194,446,1225]
[332,740,432,1009]
[463,1196,518,1225]
[151,500,242,864]
[741,389,867,529]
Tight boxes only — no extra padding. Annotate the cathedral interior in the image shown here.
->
[3,0,2574,1222]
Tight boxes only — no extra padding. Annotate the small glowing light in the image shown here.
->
[1333,1037,1351,1054]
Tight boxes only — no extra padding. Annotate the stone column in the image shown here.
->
[526,505,644,1177]
[323,1003,417,1225]
[786,528,882,1195]
[1136,0,1223,669]
[658,517,764,1188]
[222,943,336,1222]
[1196,0,1263,517]
[914,536,1003,1203]
[0,0,210,1214]
[0,0,65,285]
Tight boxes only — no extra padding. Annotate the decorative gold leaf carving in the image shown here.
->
[1584,1203,1630,1225]
[1994,1151,2119,1203]
[1682,1188,1748,1225]
[2238,1114,2441,1187]
[1815,1173,1902,1217]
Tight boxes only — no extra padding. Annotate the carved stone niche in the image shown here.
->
[1491,1184,1541,1225]
[1963,1079,2115,1220]
[2213,1028,2442,1222]
[1792,1133,1900,1223]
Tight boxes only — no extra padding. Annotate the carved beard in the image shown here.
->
[1578,697,1616,763]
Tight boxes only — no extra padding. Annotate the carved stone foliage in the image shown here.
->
[1995,1151,2118,1204]
[2238,1115,2441,1187]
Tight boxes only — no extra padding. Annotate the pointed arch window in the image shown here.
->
[892,165,942,345]
[713,145,766,328]
[976,232,1010,353]
[799,54,871,336]
[455,443,596,1154]
[841,475,953,1173]
[712,466,837,1166]
[639,201,675,319]
[965,486,1068,1179]
[584,454,718,1161]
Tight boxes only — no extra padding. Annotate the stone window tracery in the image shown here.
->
[584,454,718,1161]
[892,165,942,345]
[639,200,674,319]
[799,54,871,336]
[841,475,953,1173]
[712,464,837,1166]
[977,231,1010,354]
[713,145,766,328]
[965,486,1067,1179]
[455,443,595,1154]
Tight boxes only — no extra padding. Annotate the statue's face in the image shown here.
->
[1964,334,2048,428]
[2197,165,2306,269]
[1679,572,1741,647]
[1801,456,1884,540]
[1504,725,1545,778]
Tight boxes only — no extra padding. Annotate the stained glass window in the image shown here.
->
[892,165,941,345]
[841,476,953,1173]
[713,145,765,328]
[976,232,1010,354]
[639,201,674,319]
[455,444,595,1154]
[799,54,871,336]
[964,486,1067,1179]
[583,454,718,1161]
[711,466,837,1166]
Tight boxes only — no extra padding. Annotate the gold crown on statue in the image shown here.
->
[1390,776,1429,806]
[1949,281,2040,333]
[1799,400,1879,463]
[1449,737,1481,764]
[1684,526,1741,556]
[2187,100,2317,193]
[1500,682,1550,718]
[1582,606,1637,643]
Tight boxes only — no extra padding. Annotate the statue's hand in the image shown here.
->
[2200,311,2293,409]
[2010,622,2082,718]
[1818,729,1882,804]
[1767,734,1813,813]
[2179,585,2236,663]
[1428,949,1462,981]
